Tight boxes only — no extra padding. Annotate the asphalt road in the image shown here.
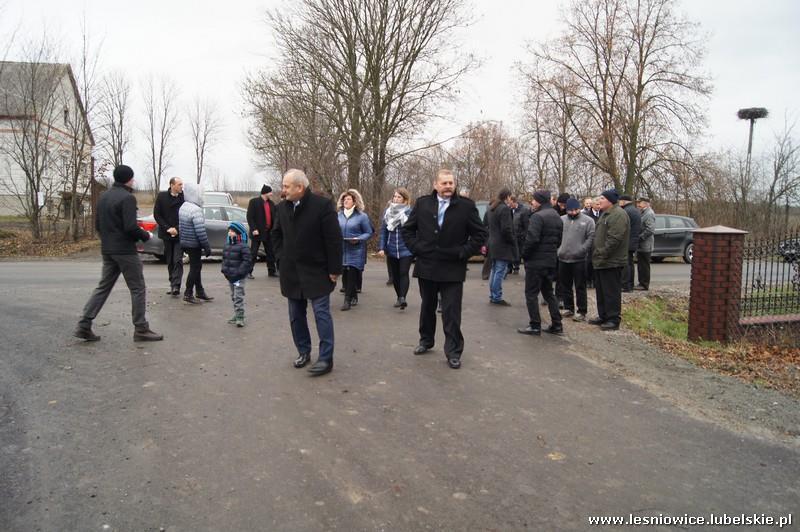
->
[1,258,796,531]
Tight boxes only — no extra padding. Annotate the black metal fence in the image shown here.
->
[740,228,800,318]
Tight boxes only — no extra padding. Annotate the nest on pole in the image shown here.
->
[737,108,769,120]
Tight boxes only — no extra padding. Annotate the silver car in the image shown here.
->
[137,205,261,261]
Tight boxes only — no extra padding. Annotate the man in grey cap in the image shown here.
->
[74,165,163,342]
[635,197,656,290]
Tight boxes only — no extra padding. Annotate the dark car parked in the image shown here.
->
[777,238,799,263]
[137,205,262,261]
[652,214,697,264]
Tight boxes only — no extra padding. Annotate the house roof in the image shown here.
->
[0,61,95,146]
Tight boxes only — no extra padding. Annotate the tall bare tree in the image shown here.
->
[97,72,130,168]
[61,20,100,241]
[523,0,710,194]
[188,96,221,185]
[142,76,179,199]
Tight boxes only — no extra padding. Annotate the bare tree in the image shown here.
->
[522,0,711,194]
[61,20,100,241]
[142,76,179,200]
[97,72,130,167]
[763,117,800,232]
[188,96,222,185]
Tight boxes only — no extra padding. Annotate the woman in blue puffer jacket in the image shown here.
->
[337,189,373,311]
[377,188,413,309]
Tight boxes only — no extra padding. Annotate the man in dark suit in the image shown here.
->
[272,169,342,376]
[401,169,487,369]
[246,184,278,278]
[152,176,184,295]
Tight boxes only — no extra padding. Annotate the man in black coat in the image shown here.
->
[518,189,564,336]
[510,195,530,274]
[272,169,343,376]
[246,184,278,278]
[401,169,487,369]
[486,188,516,305]
[619,195,642,292]
[74,165,162,342]
[153,176,184,296]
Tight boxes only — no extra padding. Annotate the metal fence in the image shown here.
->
[740,228,800,318]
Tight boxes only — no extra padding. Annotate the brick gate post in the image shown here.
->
[688,226,748,343]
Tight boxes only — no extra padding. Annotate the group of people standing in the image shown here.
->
[74,163,655,378]
[483,187,656,336]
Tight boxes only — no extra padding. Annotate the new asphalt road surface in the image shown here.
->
[0,258,796,531]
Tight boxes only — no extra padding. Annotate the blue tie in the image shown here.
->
[438,199,447,227]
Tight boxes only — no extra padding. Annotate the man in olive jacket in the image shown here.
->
[401,169,487,369]
[75,165,163,342]
[518,190,563,336]
[590,189,630,330]
[272,169,343,376]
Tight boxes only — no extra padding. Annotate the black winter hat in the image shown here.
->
[557,192,571,204]
[601,189,619,204]
[619,194,633,202]
[532,190,550,205]
[566,198,581,211]
[261,184,272,194]
[113,165,134,183]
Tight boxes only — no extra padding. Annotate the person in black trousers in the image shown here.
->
[619,195,641,292]
[590,190,630,330]
[74,165,162,342]
[152,176,184,295]
[377,188,413,309]
[517,190,564,336]
[246,185,278,278]
[401,169,487,369]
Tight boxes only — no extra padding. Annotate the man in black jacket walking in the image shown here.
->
[272,169,342,376]
[246,184,278,278]
[402,169,487,369]
[74,165,163,342]
[153,176,184,295]
[518,190,564,336]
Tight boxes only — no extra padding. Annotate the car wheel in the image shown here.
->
[683,243,693,264]
[154,254,166,263]
[651,256,665,263]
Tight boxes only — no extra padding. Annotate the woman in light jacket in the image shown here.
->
[337,189,373,310]
[377,188,413,309]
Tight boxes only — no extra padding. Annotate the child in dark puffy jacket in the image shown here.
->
[221,222,252,327]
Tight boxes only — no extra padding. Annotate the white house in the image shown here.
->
[0,61,95,218]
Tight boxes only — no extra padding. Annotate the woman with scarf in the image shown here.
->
[377,188,413,309]
[337,189,373,311]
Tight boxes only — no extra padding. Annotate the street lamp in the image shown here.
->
[737,107,768,182]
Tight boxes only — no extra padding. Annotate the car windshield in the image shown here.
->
[226,208,247,223]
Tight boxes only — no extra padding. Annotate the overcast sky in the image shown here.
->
[3,0,799,190]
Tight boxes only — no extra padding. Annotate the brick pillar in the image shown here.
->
[688,226,748,343]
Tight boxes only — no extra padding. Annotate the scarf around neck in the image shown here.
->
[384,203,409,231]
[343,207,355,218]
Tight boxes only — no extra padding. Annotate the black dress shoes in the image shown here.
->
[545,324,564,335]
[293,352,311,368]
[413,344,432,355]
[447,357,461,369]
[74,327,100,342]
[517,326,541,336]
[196,293,214,301]
[600,321,620,331]
[489,299,511,306]
[308,359,333,376]
[588,317,604,325]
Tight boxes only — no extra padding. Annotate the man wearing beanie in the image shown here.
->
[246,184,278,278]
[518,189,563,336]
[557,197,595,321]
[74,165,163,342]
[590,189,630,330]
[556,192,571,216]
[618,195,641,292]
